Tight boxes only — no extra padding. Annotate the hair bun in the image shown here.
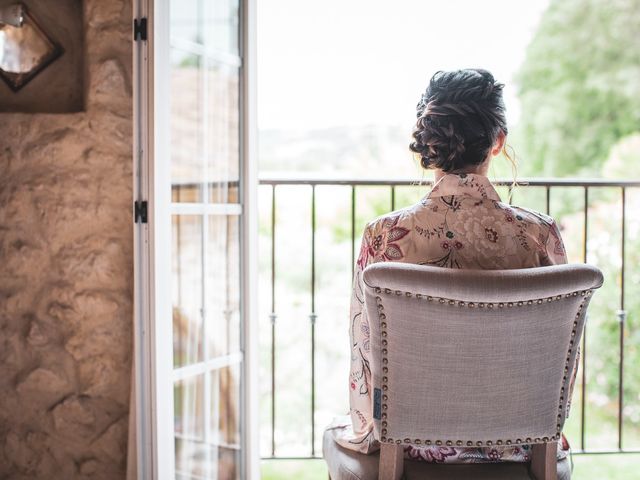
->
[410,69,507,172]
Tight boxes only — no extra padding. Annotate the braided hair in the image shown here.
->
[409,69,508,172]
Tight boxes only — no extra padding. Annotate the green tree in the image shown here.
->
[514,0,640,177]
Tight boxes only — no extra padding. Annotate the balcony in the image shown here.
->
[257,177,640,479]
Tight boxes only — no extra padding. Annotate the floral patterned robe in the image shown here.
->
[329,173,572,463]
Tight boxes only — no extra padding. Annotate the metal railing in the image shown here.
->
[259,177,640,460]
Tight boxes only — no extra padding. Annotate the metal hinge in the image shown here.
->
[133,17,148,41]
[134,201,148,223]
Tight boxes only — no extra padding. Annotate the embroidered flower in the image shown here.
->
[454,241,463,250]
[485,227,498,243]
[446,230,454,239]
[357,215,409,268]
[420,447,457,463]
[441,241,450,250]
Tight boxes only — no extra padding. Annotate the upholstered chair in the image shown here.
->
[324,263,603,480]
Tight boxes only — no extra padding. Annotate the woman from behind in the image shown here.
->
[330,68,572,465]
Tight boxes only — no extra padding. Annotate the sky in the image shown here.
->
[257,0,551,131]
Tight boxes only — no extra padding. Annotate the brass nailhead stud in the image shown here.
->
[436,440,442,446]
[467,441,473,446]
[446,440,452,446]
[456,441,463,446]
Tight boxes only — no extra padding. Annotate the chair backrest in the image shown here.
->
[363,263,603,450]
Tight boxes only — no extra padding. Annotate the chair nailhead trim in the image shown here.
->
[373,287,594,447]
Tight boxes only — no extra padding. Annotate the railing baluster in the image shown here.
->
[310,185,317,457]
[581,186,589,452]
[545,186,551,215]
[618,187,626,450]
[391,185,396,211]
[270,185,277,457]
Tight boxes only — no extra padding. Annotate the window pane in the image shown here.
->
[210,365,242,480]
[206,215,241,358]
[171,48,203,203]
[207,63,240,205]
[170,0,203,44]
[173,215,204,367]
[175,375,206,477]
[205,0,240,56]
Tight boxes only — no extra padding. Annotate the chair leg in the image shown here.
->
[379,443,403,480]
[531,441,557,480]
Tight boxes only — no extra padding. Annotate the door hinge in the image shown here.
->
[133,17,148,41]
[134,200,148,224]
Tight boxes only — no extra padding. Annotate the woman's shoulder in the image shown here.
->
[364,203,421,231]
[504,202,558,230]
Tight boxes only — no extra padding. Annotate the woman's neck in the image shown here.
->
[433,159,491,182]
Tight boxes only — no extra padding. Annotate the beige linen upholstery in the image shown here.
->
[324,263,603,480]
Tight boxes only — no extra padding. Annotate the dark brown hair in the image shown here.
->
[410,69,508,172]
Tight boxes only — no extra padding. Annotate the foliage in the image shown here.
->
[514,0,640,177]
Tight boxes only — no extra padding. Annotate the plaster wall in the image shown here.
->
[0,0,133,478]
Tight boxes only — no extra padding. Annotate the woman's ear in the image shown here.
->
[491,130,506,156]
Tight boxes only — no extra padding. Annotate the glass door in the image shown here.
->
[136,0,256,478]
[169,1,244,479]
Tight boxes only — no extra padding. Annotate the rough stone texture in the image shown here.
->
[0,0,133,478]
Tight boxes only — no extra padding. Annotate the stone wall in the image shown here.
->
[0,1,133,478]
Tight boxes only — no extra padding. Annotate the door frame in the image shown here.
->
[132,0,259,478]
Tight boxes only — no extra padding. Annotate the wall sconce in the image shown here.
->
[0,2,63,91]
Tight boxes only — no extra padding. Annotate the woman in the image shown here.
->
[330,69,572,464]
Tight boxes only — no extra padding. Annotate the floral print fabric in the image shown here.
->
[329,173,571,463]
